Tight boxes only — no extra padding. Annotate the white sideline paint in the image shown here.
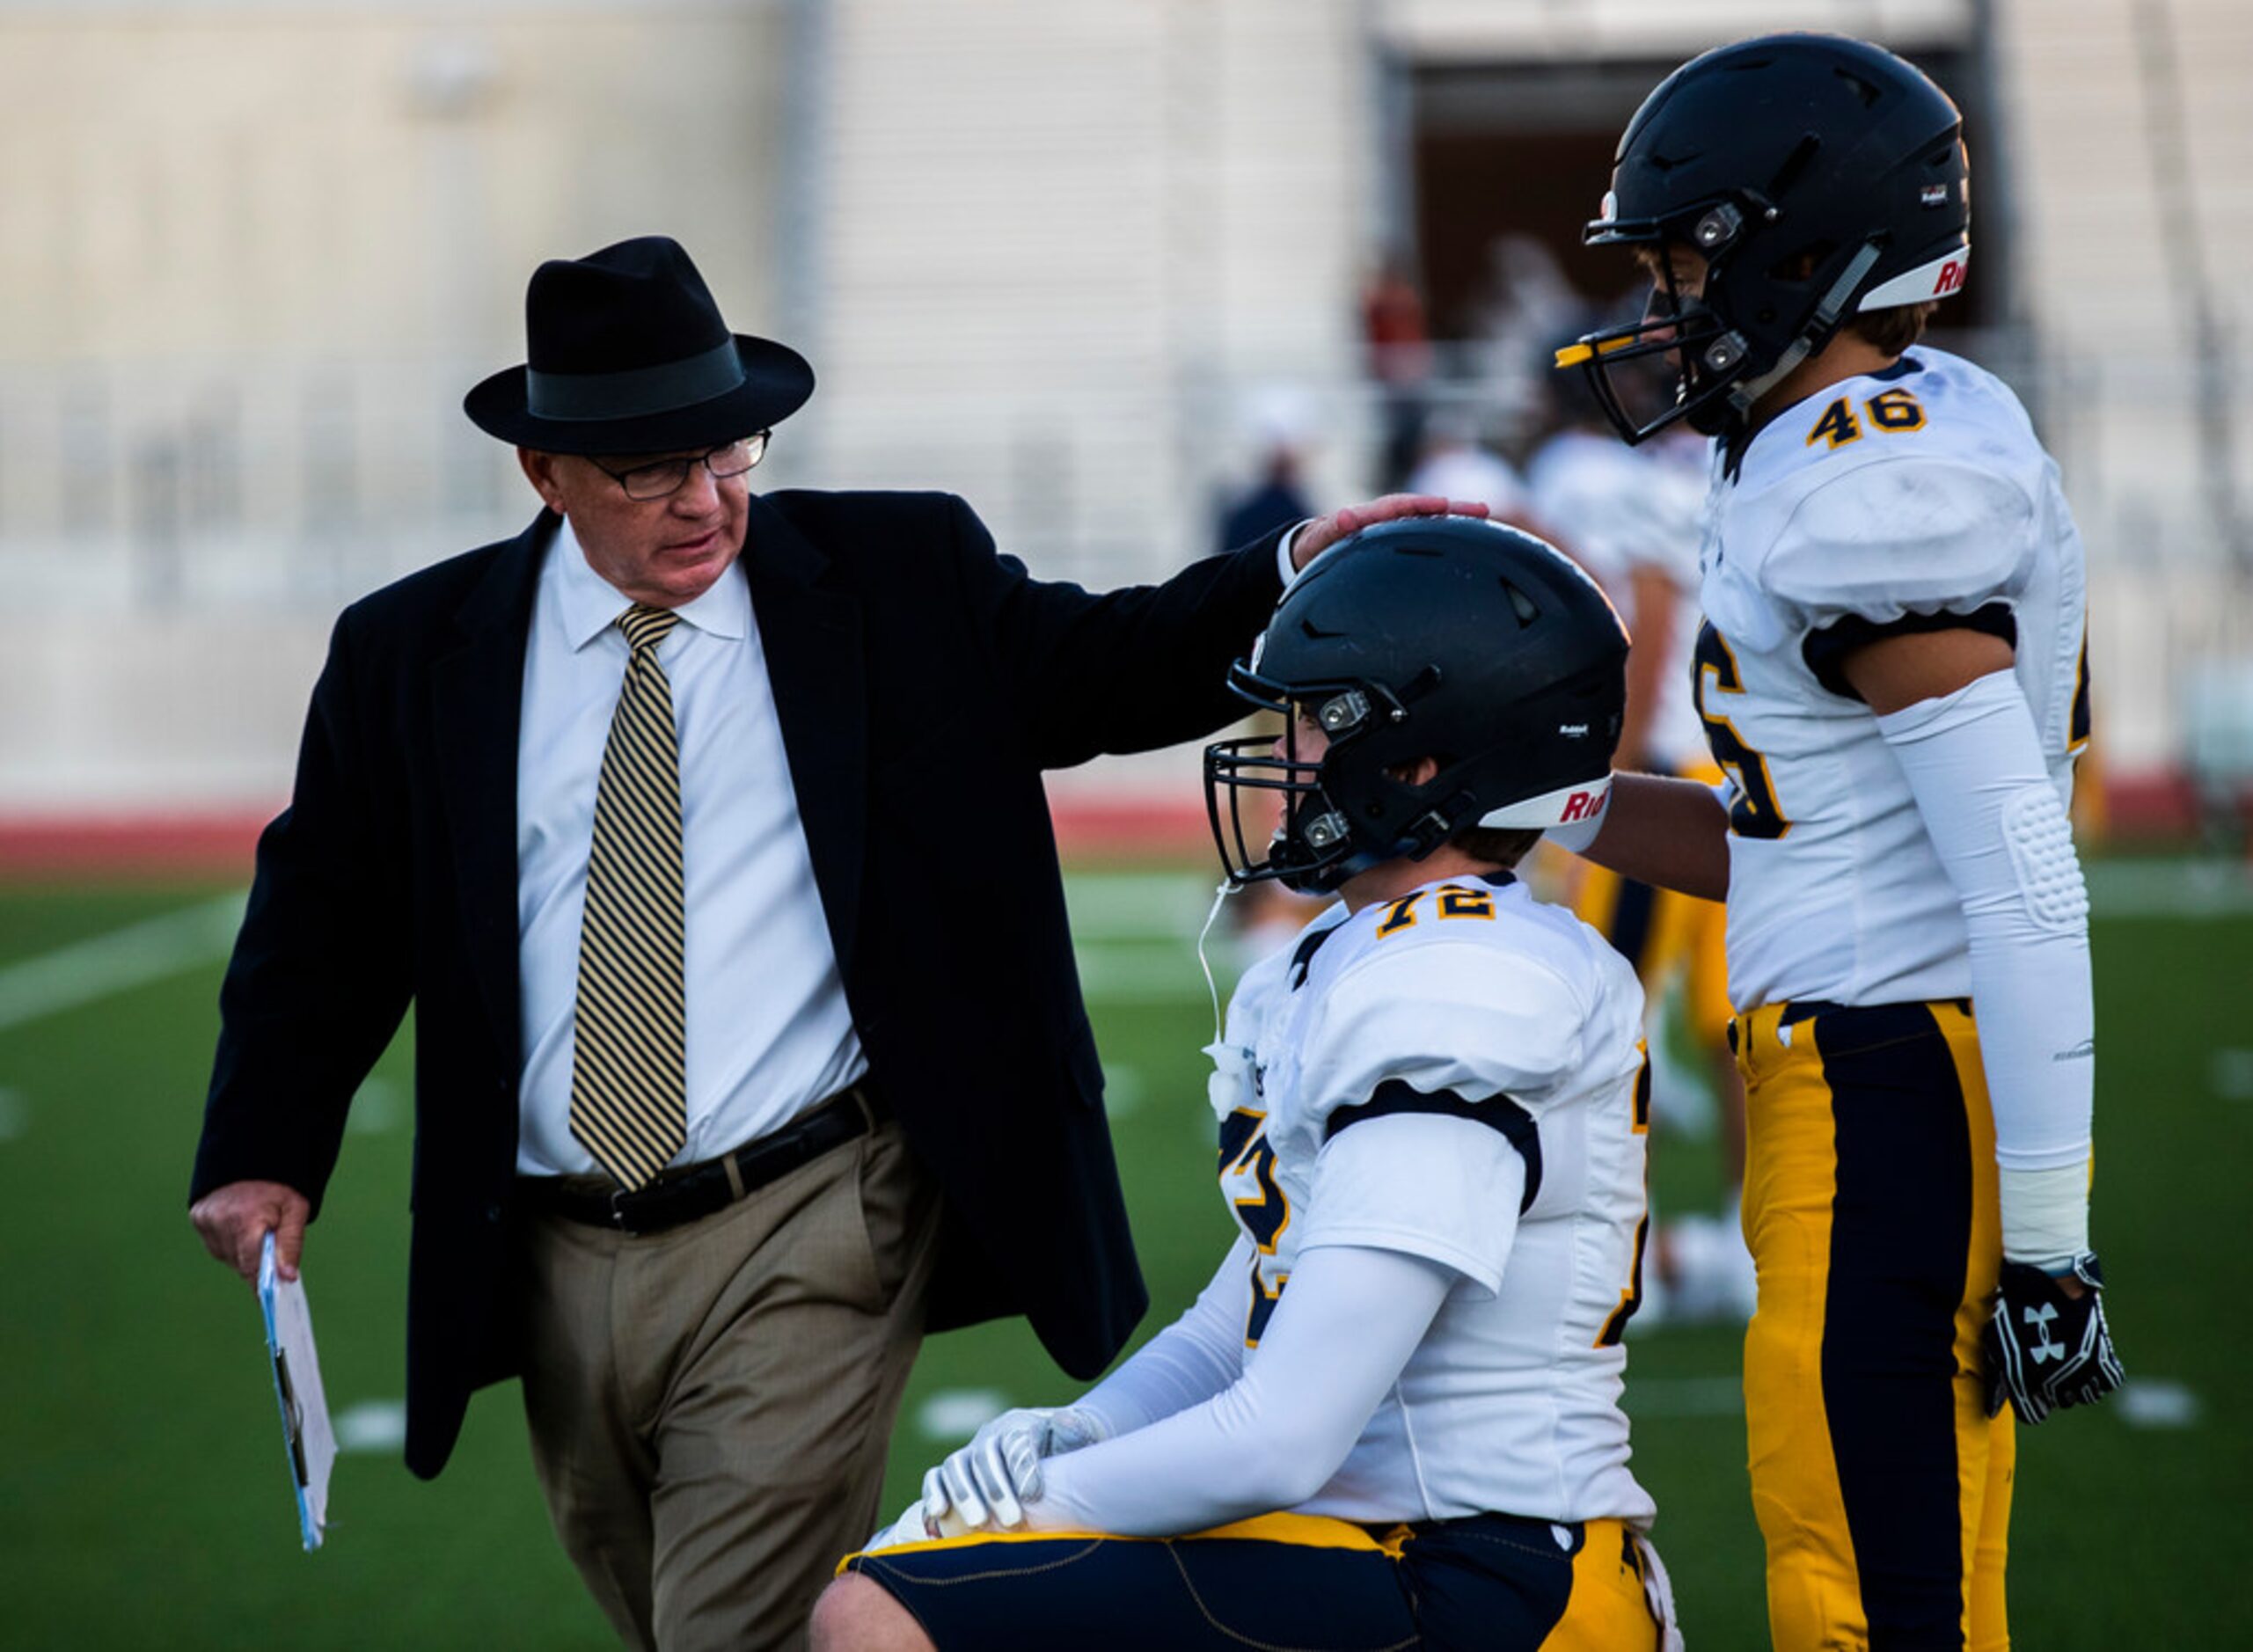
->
[1070,944,1209,1005]
[1099,1063,1145,1118]
[2209,1050,2253,1102]
[1066,873,1225,939]
[2116,1380,2202,1430]
[334,1400,408,1453]
[2082,858,2253,919]
[346,1078,406,1136]
[0,858,2232,1036]
[0,893,243,1034]
[1062,856,2253,948]
[916,1389,1010,1444]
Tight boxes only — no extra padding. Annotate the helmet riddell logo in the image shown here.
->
[1934,255,1967,296]
[1559,788,1609,824]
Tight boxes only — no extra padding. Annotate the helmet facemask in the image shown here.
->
[1203,667,1423,895]
[1559,195,1883,444]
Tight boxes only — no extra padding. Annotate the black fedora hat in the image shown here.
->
[464,236,814,456]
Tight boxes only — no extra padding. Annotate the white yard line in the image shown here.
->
[1064,859,2253,941]
[0,893,244,1034]
[1065,872,1223,939]
[2083,858,2253,919]
[916,1388,1011,1443]
[333,1399,408,1454]
[2115,1378,2202,1429]
[1070,943,1211,1004]
[0,858,2229,1039]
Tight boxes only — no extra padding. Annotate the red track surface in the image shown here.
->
[0,769,2205,881]
[0,796,1220,881]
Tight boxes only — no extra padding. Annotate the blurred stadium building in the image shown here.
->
[1,0,2248,863]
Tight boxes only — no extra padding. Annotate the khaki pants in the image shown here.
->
[516,1120,940,1652]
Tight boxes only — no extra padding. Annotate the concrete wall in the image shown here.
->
[2,0,2246,822]
[0,1,793,812]
[1997,0,2253,764]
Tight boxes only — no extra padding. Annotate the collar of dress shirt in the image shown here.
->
[552,513,750,650]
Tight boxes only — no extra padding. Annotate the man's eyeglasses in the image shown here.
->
[592,432,770,501]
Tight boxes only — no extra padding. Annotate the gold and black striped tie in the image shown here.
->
[569,603,687,1188]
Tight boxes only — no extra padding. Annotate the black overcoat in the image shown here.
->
[191,490,1285,1477]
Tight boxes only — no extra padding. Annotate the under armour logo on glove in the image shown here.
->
[1983,1254,2125,1425]
[2023,1302,2064,1364]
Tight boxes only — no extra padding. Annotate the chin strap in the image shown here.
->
[1725,241,1884,420]
[1193,879,1238,1051]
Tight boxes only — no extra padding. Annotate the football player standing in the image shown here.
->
[1550,33,2123,1649]
[810,519,1681,1650]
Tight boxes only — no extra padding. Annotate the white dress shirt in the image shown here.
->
[513,517,866,1177]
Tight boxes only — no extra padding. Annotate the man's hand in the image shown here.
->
[1290,493,1491,574]
[918,1406,1108,1536]
[1983,1253,2123,1424]
[190,1180,311,1283]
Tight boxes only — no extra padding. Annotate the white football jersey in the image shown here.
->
[1695,347,2090,1011]
[1207,872,1656,1526]
[1528,427,1711,771]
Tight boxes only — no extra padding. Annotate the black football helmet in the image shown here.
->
[1557,33,1971,443]
[1205,518,1628,894]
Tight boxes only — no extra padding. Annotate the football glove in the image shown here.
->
[919,1406,1109,1536]
[1982,1252,2124,1425]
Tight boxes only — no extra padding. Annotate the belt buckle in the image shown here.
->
[607,1186,646,1233]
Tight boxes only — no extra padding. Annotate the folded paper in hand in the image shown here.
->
[259,1231,337,1550]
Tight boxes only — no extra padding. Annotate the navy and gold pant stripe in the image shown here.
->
[1735,999,2014,1651]
[839,1509,1667,1651]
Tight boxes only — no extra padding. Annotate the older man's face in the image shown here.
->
[519,444,752,610]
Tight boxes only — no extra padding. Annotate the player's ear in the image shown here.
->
[1386,757,1443,786]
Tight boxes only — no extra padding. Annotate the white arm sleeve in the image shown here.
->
[1070,1238,1254,1438]
[1029,1246,1454,1536]
[1876,669,2094,1263]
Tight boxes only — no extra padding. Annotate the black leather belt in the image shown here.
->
[518,1082,887,1237]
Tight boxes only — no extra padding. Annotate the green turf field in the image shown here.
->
[1,861,2244,1647]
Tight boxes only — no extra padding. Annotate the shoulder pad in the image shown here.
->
[1294,934,1588,1134]
[1761,456,2036,627]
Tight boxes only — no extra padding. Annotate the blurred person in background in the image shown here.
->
[1527,330,1755,1327]
[1212,385,1320,556]
[1403,405,1535,527]
[1360,250,1436,490]
[1460,235,1587,450]
[814,519,1679,1652]
[186,234,1483,1651]
[1554,35,2121,1648]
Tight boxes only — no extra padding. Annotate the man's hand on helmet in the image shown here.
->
[1291,494,1489,573]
